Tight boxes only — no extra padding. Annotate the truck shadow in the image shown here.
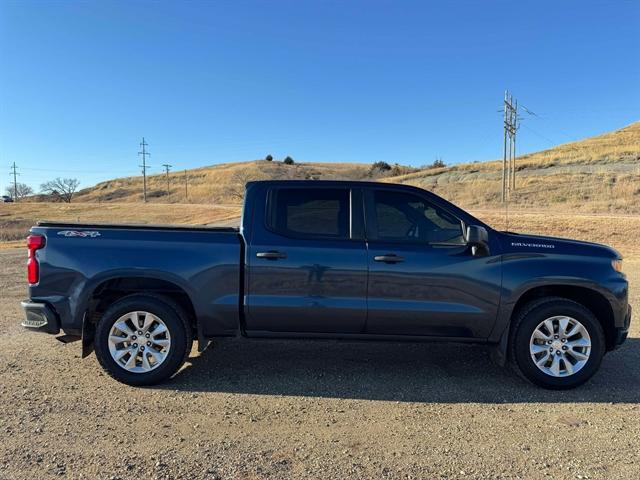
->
[162,337,640,403]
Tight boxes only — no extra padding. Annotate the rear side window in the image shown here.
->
[267,188,350,239]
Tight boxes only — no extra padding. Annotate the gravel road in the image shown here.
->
[1,248,638,480]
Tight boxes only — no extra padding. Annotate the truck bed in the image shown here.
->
[36,221,239,233]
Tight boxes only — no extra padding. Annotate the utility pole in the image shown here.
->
[501,91,519,202]
[511,99,518,191]
[10,162,19,201]
[501,91,509,203]
[183,170,188,202]
[138,137,150,202]
[162,163,172,196]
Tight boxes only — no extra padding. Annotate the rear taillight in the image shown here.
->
[27,234,45,284]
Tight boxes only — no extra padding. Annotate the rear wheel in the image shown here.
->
[94,294,192,386]
[510,298,605,389]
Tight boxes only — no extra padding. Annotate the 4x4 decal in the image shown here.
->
[57,230,101,238]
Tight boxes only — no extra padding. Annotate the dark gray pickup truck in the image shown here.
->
[22,180,631,388]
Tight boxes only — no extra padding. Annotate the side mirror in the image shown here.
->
[465,225,490,256]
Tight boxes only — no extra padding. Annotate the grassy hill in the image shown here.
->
[68,121,640,213]
[73,161,414,204]
[386,121,640,213]
[8,120,633,214]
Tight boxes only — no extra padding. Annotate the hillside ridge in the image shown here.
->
[71,121,639,213]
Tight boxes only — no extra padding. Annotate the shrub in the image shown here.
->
[371,161,392,172]
[265,154,273,161]
[283,156,294,165]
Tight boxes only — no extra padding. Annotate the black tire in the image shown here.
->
[94,294,192,386]
[510,297,605,390]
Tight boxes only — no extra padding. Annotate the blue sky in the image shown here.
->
[1,0,639,192]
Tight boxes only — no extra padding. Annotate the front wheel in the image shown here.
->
[510,298,605,389]
[94,294,192,386]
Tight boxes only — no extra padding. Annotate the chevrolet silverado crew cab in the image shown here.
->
[22,180,631,389]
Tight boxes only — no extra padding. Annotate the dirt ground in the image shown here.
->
[0,248,638,479]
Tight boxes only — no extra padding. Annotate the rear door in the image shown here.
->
[245,185,368,334]
[364,186,501,338]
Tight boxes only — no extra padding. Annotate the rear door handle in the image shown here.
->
[256,251,287,260]
[374,254,405,263]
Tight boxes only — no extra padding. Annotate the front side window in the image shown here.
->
[267,188,350,239]
[372,190,464,244]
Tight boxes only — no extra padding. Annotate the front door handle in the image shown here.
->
[374,254,405,263]
[256,251,287,260]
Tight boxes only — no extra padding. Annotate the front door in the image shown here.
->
[245,186,368,334]
[364,187,501,338]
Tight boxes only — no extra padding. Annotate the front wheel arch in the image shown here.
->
[508,285,616,350]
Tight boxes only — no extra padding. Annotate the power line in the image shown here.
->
[138,137,151,202]
[521,124,556,145]
[162,163,172,196]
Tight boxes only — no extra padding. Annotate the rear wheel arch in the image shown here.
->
[81,276,198,357]
[87,276,197,327]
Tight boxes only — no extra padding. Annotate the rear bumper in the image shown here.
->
[612,305,631,350]
[21,301,60,334]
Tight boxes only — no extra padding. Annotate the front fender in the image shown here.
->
[488,252,624,344]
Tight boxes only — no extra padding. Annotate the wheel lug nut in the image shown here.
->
[147,341,151,346]
[138,331,143,335]
[561,338,566,343]
[132,343,138,348]
[554,335,559,339]
[562,346,567,350]
[131,335,137,340]
[140,346,145,351]
[549,348,553,352]
[547,340,552,345]
[146,333,150,338]
[556,351,561,355]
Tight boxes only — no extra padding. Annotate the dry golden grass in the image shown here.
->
[386,121,640,213]
[2,202,637,259]
[35,121,639,215]
[4,122,638,252]
[469,209,640,257]
[0,202,241,244]
[72,160,383,205]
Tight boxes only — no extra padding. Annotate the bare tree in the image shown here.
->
[224,170,267,202]
[40,178,80,203]
[4,183,33,200]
